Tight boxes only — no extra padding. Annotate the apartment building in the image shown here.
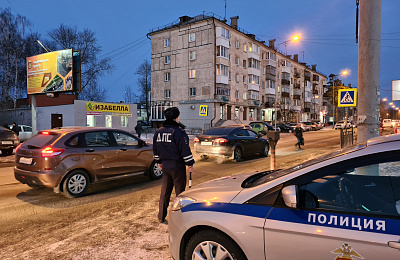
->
[147,13,327,129]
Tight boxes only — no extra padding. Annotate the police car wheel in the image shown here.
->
[62,170,89,198]
[261,144,269,157]
[149,160,162,180]
[185,230,247,260]
[234,147,242,162]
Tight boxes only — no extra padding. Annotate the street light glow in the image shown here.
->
[390,102,393,105]
[292,34,301,42]
[382,98,387,101]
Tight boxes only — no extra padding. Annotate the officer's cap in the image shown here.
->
[164,107,180,120]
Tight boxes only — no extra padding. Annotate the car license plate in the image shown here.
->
[201,141,212,146]
[2,141,13,145]
[19,157,33,165]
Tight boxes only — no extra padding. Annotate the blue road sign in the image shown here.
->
[338,89,357,107]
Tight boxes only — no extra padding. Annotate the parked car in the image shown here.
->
[391,120,400,128]
[311,120,324,129]
[276,123,293,133]
[8,124,33,142]
[382,119,392,129]
[249,122,279,134]
[194,125,269,162]
[334,121,352,129]
[0,126,19,155]
[169,134,400,260]
[303,121,318,131]
[14,127,162,198]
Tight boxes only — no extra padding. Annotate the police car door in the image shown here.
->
[263,151,400,259]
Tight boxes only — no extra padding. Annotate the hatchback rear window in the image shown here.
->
[22,133,59,148]
[204,128,233,135]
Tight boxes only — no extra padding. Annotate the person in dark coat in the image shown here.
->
[135,121,143,138]
[11,122,19,136]
[153,107,195,223]
[294,123,304,149]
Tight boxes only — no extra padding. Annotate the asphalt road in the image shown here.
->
[0,129,341,259]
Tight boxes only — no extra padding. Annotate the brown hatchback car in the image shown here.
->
[0,126,19,156]
[14,127,162,198]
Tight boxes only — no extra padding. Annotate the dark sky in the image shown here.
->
[2,0,400,106]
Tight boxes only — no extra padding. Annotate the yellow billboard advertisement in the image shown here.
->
[26,49,73,94]
[86,101,130,113]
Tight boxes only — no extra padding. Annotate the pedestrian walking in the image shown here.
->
[11,122,19,136]
[135,121,143,138]
[153,107,195,223]
[294,123,304,149]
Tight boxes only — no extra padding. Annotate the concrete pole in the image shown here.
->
[357,0,381,142]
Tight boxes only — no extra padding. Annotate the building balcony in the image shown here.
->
[294,72,300,78]
[304,97,312,103]
[294,83,301,89]
[293,95,301,100]
[265,87,275,95]
[248,67,260,76]
[266,66,276,76]
[293,88,301,96]
[281,79,290,86]
[247,51,260,60]
[313,88,319,95]
[281,66,291,74]
[304,76,311,81]
[282,92,290,98]
[266,74,276,81]
[216,75,229,84]
[265,59,276,67]
[305,85,312,92]
[312,98,319,104]
[313,74,320,82]
[248,83,259,91]
[292,105,301,111]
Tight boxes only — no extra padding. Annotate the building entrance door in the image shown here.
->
[227,106,231,120]
[51,114,63,128]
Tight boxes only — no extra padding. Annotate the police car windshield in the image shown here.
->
[248,143,366,187]
[203,128,233,135]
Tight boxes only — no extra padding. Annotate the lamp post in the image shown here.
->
[331,70,349,126]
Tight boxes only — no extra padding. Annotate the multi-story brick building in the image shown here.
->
[147,13,327,129]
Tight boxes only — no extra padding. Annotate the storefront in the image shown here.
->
[36,100,137,132]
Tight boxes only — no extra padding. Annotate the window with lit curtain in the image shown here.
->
[189,69,196,78]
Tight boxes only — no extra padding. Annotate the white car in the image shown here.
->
[8,125,33,142]
[334,121,351,129]
[169,134,400,260]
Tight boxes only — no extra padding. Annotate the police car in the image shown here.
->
[168,134,400,260]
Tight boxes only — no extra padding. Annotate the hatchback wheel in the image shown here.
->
[184,230,247,260]
[149,160,162,180]
[261,144,269,157]
[233,147,242,162]
[62,170,89,198]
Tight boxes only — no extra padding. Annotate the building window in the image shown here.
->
[266,51,277,61]
[262,67,265,74]
[235,90,239,99]
[216,45,229,59]
[243,44,247,52]
[189,87,196,96]
[220,27,230,39]
[189,51,196,60]
[189,33,195,42]
[189,69,196,78]
[86,115,96,127]
[105,115,112,128]
[235,41,239,49]
[121,116,128,127]
[243,76,247,84]
[216,64,229,76]
[235,57,239,65]
[243,92,247,100]
[243,60,246,68]
[165,55,170,64]
[164,38,170,47]
[165,72,170,82]
[235,74,239,83]
[165,89,171,98]
[248,74,260,85]
[262,81,265,89]
[248,58,260,69]
[262,52,265,60]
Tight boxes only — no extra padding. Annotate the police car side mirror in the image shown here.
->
[282,185,298,208]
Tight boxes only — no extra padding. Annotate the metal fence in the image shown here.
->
[340,128,357,148]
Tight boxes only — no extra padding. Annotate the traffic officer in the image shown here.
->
[153,107,195,223]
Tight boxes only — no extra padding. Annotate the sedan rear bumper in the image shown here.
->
[194,144,233,157]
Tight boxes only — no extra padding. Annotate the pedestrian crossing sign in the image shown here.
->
[338,89,357,107]
[199,105,208,116]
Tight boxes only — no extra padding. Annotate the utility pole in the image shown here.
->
[357,0,381,142]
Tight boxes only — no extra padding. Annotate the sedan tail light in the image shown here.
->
[15,143,22,153]
[194,137,200,143]
[214,138,228,144]
[41,146,65,157]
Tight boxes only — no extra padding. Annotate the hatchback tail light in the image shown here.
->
[15,143,22,153]
[194,137,200,143]
[214,138,228,144]
[41,146,65,157]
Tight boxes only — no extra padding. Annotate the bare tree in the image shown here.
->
[136,60,151,120]
[125,85,138,103]
[48,24,113,101]
[0,8,41,109]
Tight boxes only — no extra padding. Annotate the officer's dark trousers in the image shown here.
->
[158,166,186,221]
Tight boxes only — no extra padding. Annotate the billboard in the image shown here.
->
[26,49,75,94]
[393,80,400,101]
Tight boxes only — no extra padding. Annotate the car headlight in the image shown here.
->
[171,196,196,211]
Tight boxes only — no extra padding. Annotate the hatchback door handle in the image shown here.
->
[120,148,127,151]
[85,149,95,152]
[388,241,400,249]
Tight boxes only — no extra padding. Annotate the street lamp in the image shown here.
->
[332,70,349,125]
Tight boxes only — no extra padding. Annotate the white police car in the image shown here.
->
[169,134,400,260]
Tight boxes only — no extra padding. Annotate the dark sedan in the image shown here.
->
[276,123,294,133]
[0,126,19,155]
[194,125,269,162]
